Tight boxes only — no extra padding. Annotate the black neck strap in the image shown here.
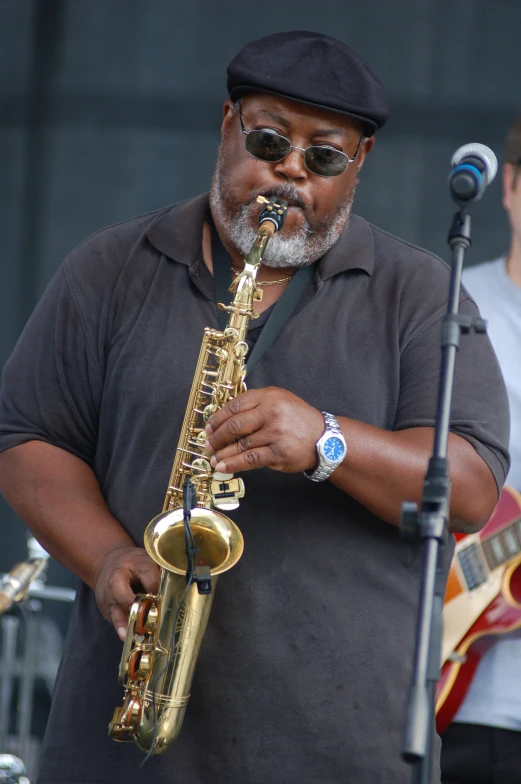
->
[210,220,318,374]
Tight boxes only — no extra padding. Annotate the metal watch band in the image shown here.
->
[306,462,336,482]
[304,411,346,482]
[322,411,340,432]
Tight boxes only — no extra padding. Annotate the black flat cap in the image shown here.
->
[227,31,389,136]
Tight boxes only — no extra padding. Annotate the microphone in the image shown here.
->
[449,143,498,203]
[0,558,47,615]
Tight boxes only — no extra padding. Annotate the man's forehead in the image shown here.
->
[239,93,363,136]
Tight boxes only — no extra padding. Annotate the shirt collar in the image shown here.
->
[146,192,374,278]
[146,193,209,266]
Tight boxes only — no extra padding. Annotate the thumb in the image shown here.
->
[107,598,132,640]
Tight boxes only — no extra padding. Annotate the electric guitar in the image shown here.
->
[436,485,521,734]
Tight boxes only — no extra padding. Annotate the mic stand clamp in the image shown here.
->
[400,205,488,784]
[182,479,211,595]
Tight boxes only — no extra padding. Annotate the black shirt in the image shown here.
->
[0,193,510,783]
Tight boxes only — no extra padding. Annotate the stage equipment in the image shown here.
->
[436,485,521,732]
[0,537,76,781]
[0,754,30,784]
[400,144,497,784]
[449,143,498,203]
[0,561,46,617]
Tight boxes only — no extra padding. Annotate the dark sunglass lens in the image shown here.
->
[245,130,290,162]
[305,147,348,176]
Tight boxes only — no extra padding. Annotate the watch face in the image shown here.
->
[323,436,345,462]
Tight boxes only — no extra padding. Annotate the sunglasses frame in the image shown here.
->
[238,105,364,178]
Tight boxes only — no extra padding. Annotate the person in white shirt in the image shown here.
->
[441,116,521,783]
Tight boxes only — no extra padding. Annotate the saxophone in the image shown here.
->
[108,196,288,754]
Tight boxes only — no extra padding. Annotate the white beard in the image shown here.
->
[209,152,355,269]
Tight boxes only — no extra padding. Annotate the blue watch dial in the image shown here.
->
[323,436,345,461]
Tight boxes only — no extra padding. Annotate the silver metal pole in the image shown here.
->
[16,614,38,764]
[0,615,19,751]
[27,583,76,603]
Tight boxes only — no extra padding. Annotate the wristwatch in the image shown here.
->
[304,412,347,482]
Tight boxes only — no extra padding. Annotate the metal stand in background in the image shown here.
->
[400,143,497,784]
[400,215,488,783]
[0,537,76,783]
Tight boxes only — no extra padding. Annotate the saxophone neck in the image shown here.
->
[229,196,288,297]
[243,223,276,269]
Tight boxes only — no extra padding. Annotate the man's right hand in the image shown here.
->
[93,545,160,640]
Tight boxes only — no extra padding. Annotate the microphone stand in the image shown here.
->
[400,205,487,783]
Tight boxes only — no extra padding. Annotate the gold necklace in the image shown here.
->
[231,267,295,286]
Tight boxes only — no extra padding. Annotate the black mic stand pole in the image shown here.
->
[400,205,487,784]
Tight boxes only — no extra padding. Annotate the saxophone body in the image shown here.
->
[108,196,288,754]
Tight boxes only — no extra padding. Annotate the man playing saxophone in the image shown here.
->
[0,31,510,784]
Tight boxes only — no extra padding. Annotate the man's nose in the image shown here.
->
[273,148,308,181]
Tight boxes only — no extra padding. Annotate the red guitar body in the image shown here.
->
[436,485,521,734]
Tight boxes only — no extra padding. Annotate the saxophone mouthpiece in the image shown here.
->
[256,195,288,233]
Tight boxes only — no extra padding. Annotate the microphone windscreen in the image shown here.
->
[451,143,498,185]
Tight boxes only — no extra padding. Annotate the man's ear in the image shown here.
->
[356,136,375,172]
[221,99,236,136]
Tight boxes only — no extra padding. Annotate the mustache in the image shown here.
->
[253,184,307,211]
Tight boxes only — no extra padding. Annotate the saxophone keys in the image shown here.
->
[234,341,249,358]
[128,650,152,680]
[135,597,159,636]
[191,458,212,475]
[118,595,156,685]
[108,693,142,740]
[125,696,142,729]
[203,403,218,421]
[223,327,238,341]
[211,475,245,511]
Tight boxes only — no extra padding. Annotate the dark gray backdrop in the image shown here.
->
[1,0,519,611]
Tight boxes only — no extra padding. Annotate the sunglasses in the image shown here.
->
[239,107,364,178]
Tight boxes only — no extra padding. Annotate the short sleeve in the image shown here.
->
[395,296,510,493]
[0,263,103,465]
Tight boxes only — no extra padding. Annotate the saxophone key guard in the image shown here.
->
[211,472,245,511]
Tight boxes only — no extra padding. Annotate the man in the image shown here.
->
[0,31,510,784]
[441,118,521,783]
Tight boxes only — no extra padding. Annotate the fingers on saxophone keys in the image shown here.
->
[207,410,263,454]
[210,437,248,470]
[106,595,132,639]
[205,418,243,452]
[108,604,128,640]
[205,391,258,434]
[209,432,257,467]
[211,445,274,474]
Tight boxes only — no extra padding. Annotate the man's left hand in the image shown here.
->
[204,387,324,474]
